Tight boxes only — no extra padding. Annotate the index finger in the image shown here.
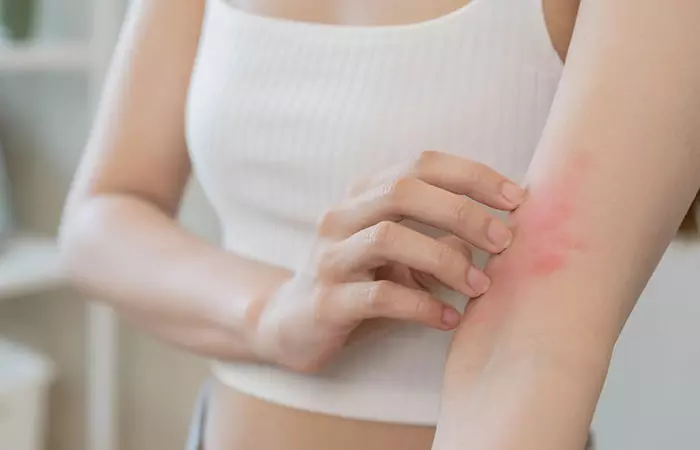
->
[366,150,527,211]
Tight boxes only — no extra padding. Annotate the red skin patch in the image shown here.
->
[498,152,591,278]
[463,153,592,323]
[511,176,585,277]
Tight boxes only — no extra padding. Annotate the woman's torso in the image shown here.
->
[186,0,577,448]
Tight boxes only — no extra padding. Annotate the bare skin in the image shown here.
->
[434,1,700,449]
[60,1,582,450]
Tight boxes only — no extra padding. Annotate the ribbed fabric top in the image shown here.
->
[186,0,563,425]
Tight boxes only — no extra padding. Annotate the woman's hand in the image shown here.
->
[250,151,526,372]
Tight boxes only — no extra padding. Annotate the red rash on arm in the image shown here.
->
[462,154,592,324]
[489,153,592,285]
[511,177,585,277]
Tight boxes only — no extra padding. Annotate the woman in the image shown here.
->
[59,0,700,449]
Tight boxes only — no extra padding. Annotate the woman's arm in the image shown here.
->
[434,1,700,448]
[60,0,291,361]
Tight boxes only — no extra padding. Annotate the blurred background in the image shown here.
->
[0,1,698,450]
[0,1,218,450]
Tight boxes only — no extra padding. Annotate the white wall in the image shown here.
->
[0,71,215,450]
[0,70,92,450]
[0,2,213,450]
[594,242,700,449]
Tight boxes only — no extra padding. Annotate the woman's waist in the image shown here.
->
[205,377,436,450]
[210,308,465,425]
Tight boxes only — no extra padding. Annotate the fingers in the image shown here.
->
[321,177,513,254]
[324,280,462,330]
[318,221,489,297]
[350,150,526,211]
[413,235,473,290]
[438,235,474,257]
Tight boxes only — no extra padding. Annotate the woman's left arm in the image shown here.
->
[434,1,700,449]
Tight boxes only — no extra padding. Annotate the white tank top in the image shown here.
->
[186,0,563,425]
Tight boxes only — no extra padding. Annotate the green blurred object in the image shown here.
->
[1,0,36,41]
[0,141,13,250]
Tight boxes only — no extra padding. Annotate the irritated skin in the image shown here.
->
[463,153,592,327]
[513,174,586,277]
[436,154,607,450]
[493,153,591,280]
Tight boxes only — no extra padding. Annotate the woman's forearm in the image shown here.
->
[59,193,292,361]
[436,347,606,450]
[432,197,621,450]
[433,265,617,450]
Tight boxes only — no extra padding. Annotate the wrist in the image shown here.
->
[239,275,293,364]
[199,250,292,363]
[241,285,272,354]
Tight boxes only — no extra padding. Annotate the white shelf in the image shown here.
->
[0,235,65,301]
[0,41,91,72]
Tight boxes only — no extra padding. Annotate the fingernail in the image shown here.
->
[487,219,513,250]
[501,182,526,206]
[442,308,462,328]
[467,267,491,295]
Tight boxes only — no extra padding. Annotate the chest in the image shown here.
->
[226,0,579,57]
[186,0,564,226]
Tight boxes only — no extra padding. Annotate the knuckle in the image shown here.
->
[435,243,460,269]
[312,244,334,274]
[411,294,434,319]
[412,150,441,172]
[383,177,414,206]
[316,282,334,304]
[435,242,471,283]
[367,280,392,310]
[452,199,474,226]
[366,221,397,250]
[463,160,488,183]
[441,236,473,260]
[316,209,341,237]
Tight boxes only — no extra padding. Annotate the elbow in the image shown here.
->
[58,195,111,294]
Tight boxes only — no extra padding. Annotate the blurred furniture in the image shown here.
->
[0,235,63,301]
[0,41,89,71]
[0,145,12,246]
[0,339,55,450]
[0,1,125,450]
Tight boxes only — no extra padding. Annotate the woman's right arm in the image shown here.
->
[59,0,292,362]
